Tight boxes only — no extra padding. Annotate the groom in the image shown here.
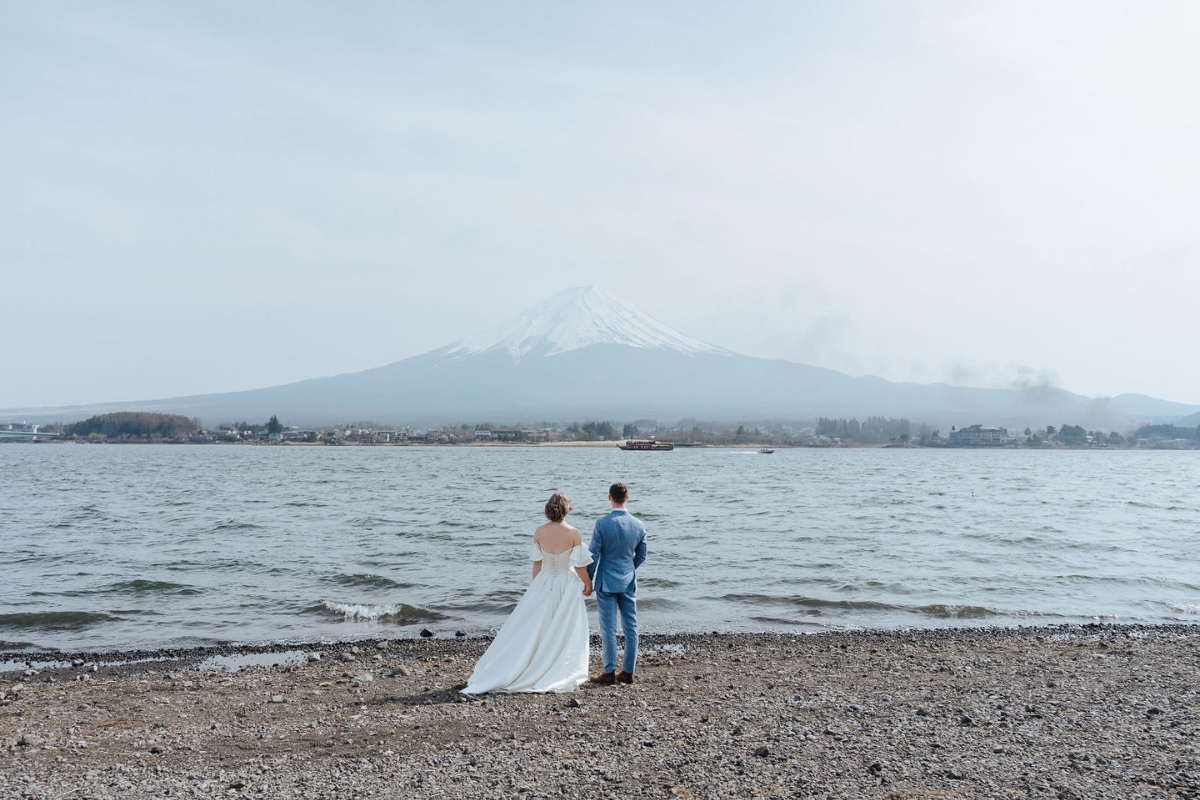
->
[587,482,647,685]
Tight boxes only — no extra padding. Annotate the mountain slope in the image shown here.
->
[4,287,1198,428]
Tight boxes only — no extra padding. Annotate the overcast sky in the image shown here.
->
[3,1,1198,409]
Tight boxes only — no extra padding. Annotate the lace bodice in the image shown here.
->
[530,544,593,576]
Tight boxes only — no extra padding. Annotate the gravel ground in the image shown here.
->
[2,626,1198,799]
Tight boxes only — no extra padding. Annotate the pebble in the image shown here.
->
[340,652,356,662]
[420,629,434,638]
[308,653,322,662]
[389,665,412,677]
[270,695,285,704]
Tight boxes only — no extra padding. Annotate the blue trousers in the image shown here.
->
[596,590,638,674]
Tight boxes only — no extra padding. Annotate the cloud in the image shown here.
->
[1006,365,1061,391]
[939,361,1061,392]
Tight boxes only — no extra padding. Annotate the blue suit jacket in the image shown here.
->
[587,508,647,595]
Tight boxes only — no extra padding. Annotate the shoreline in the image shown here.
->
[3,621,1198,675]
[3,625,1197,798]
[4,438,1191,450]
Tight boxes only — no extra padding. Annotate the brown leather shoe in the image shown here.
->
[589,671,616,685]
[616,671,634,684]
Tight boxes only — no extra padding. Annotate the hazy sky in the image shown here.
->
[3,2,1198,408]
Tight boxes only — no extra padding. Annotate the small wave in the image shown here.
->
[348,515,404,527]
[107,579,200,595]
[309,601,444,624]
[721,593,900,614]
[0,611,115,631]
[208,519,264,532]
[915,604,1002,619]
[749,615,822,627]
[1157,601,1200,616]
[108,608,162,616]
[0,640,34,651]
[325,573,410,590]
[436,590,525,610]
[640,577,684,588]
[634,597,685,610]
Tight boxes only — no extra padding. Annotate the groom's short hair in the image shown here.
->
[609,482,629,504]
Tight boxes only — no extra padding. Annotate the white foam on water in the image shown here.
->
[321,601,409,621]
[1159,601,1200,616]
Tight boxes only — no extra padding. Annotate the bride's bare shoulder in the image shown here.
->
[533,521,560,541]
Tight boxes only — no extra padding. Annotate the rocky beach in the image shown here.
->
[2,626,1198,799]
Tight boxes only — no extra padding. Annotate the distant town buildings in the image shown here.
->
[948,425,1013,446]
[475,426,537,442]
[4,414,1194,449]
[0,422,56,440]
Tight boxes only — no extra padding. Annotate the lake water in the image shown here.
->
[1,445,1197,653]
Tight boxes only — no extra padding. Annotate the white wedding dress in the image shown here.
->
[462,542,594,694]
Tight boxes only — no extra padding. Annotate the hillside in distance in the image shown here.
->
[4,287,1198,429]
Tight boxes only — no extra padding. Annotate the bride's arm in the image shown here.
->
[531,534,543,579]
[574,566,593,596]
[571,531,593,595]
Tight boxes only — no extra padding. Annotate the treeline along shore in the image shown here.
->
[5,412,1200,449]
[2,626,1197,798]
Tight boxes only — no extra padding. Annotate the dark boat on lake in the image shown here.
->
[618,439,674,451]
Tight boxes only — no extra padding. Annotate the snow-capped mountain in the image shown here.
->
[5,287,1199,428]
[449,286,729,360]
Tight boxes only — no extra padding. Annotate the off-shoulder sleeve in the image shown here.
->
[529,543,544,562]
[569,544,594,568]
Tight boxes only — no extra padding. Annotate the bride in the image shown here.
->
[462,492,594,694]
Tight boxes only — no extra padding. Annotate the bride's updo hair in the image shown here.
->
[544,492,572,523]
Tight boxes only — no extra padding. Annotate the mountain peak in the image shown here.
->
[451,286,728,360]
